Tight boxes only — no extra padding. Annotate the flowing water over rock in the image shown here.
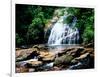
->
[48,15,79,45]
[16,43,94,73]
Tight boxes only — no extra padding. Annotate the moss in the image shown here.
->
[54,54,74,66]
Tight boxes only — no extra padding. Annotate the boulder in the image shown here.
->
[84,42,94,48]
[32,45,40,50]
[26,59,43,67]
[16,67,29,73]
[80,48,94,55]
[16,61,29,73]
[32,45,48,51]
[54,54,73,66]
[38,51,55,62]
[68,47,84,57]
[71,53,90,64]
[16,48,39,62]
[16,48,21,50]
[57,47,84,57]
[29,68,35,72]
[73,53,90,61]
[52,66,62,71]
[69,53,92,69]
[42,55,55,62]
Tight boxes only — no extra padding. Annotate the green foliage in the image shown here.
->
[63,15,74,24]
[16,34,25,46]
[31,18,43,26]
[83,26,94,43]
[16,4,56,46]
[27,19,44,44]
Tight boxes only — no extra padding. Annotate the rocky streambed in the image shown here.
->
[16,43,94,73]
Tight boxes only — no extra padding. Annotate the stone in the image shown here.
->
[69,52,92,69]
[26,59,43,67]
[29,68,35,72]
[15,43,94,71]
[53,66,61,71]
[80,48,94,55]
[32,45,48,51]
[74,53,90,61]
[65,47,75,52]
[16,67,29,73]
[56,47,84,58]
[84,42,94,48]
[71,59,78,65]
[38,51,55,62]
[64,47,84,58]
[42,55,55,62]
[56,48,77,57]
[16,48,39,62]
[32,45,41,51]
[16,61,27,67]
[54,54,73,66]
[16,48,21,50]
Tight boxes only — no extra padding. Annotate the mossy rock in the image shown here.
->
[54,54,74,66]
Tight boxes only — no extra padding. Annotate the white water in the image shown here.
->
[48,15,79,45]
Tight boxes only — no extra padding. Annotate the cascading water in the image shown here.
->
[48,15,79,45]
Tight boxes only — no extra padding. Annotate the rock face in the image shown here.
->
[16,43,94,73]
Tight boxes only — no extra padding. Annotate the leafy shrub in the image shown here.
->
[16,34,25,46]
[83,26,94,43]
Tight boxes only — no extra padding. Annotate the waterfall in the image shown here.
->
[48,15,79,45]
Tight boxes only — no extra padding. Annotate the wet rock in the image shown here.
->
[80,48,94,55]
[64,47,84,57]
[26,59,43,67]
[42,55,55,62]
[16,67,29,73]
[74,53,90,61]
[57,47,84,58]
[32,45,48,51]
[32,45,40,50]
[69,53,92,69]
[16,48,21,50]
[84,42,94,48]
[65,47,76,52]
[15,44,94,72]
[52,66,62,71]
[57,50,67,57]
[54,54,73,66]
[16,61,27,67]
[39,62,54,71]
[29,68,35,72]
[69,62,83,69]
[38,51,55,62]
[16,62,29,73]
[16,48,39,62]
[25,50,39,60]
[71,59,78,65]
